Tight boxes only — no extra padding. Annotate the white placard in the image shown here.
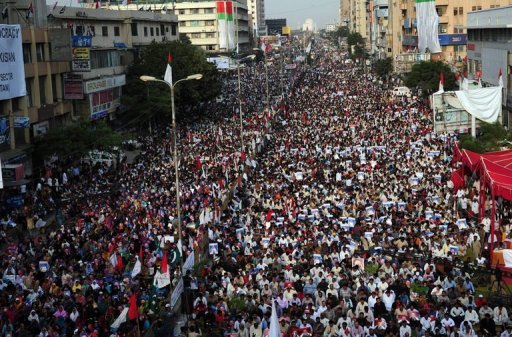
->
[0,25,26,100]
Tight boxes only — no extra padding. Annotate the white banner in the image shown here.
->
[0,25,26,100]
[415,0,441,54]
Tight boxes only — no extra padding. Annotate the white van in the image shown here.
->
[392,86,411,98]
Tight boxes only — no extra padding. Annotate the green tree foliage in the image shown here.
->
[327,26,350,45]
[120,41,221,126]
[374,58,393,79]
[33,118,122,163]
[459,122,512,153]
[405,61,456,97]
[347,32,365,59]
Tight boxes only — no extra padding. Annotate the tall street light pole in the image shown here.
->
[140,73,203,269]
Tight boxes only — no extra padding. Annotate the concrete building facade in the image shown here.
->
[173,1,250,53]
[0,0,71,175]
[247,0,266,36]
[48,6,179,121]
[387,0,512,71]
[467,6,512,128]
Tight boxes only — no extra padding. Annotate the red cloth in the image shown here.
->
[128,293,138,320]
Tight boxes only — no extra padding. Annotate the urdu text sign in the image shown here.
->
[0,25,26,100]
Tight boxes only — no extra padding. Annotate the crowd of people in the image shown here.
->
[1,35,512,337]
[185,40,512,337]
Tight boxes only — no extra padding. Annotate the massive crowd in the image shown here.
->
[1,36,512,337]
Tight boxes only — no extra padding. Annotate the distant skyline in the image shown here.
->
[266,0,339,30]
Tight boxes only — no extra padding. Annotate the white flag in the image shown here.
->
[164,64,173,86]
[269,300,281,337]
[415,0,441,53]
[110,307,129,329]
[131,257,141,278]
[109,253,117,268]
[153,270,171,288]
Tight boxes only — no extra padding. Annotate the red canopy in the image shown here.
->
[481,158,512,201]
[459,148,512,173]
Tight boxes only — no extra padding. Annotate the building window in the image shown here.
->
[150,27,154,36]
[51,75,58,103]
[171,23,177,36]
[23,44,32,63]
[206,45,215,51]
[160,24,165,36]
[114,26,120,36]
[39,77,47,104]
[190,20,200,27]
[156,27,159,36]
[205,8,214,14]
[206,32,215,38]
[205,20,215,26]
[459,7,463,15]
[453,8,458,15]
[131,23,138,36]
[36,43,44,62]
[26,79,32,107]
[102,26,108,36]
[179,21,186,27]
[191,8,199,14]
[191,33,201,39]
[91,50,121,69]
[179,9,185,14]
[144,27,148,36]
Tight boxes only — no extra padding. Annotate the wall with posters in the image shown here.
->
[0,25,27,100]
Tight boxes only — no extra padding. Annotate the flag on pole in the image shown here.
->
[109,252,118,267]
[169,245,181,266]
[26,2,33,18]
[164,52,173,85]
[111,307,129,329]
[1,5,8,19]
[499,68,503,87]
[437,72,444,93]
[95,1,100,9]
[415,0,441,53]
[52,2,58,11]
[131,256,141,278]
[59,5,66,14]
[217,1,235,49]
[153,250,171,288]
[128,293,139,320]
[269,300,281,337]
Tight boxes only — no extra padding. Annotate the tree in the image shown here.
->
[405,61,456,97]
[347,32,365,59]
[459,122,512,153]
[327,26,350,45]
[120,41,221,127]
[33,118,123,163]
[374,58,393,79]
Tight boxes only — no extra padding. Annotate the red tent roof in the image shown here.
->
[481,158,512,201]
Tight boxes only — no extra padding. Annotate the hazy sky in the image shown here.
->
[266,0,339,30]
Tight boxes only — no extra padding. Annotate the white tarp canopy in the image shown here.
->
[454,86,502,123]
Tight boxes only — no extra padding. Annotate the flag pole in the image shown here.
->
[235,2,244,153]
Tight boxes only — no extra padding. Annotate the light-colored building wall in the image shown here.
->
[248,0,266,36]
[48,6,179,120]
[0,0,71,172]
[340,0,350,25]
[174,1,250,52]
[349,0,369,39]
[388,0,512,69]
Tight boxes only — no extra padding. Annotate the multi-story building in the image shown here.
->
[48,6,179,121]
[0,0,71,175]
[348,0,370,42]
[173,0,250,52]
[247,0,266,36]
[340,0,350,26]
[372,0,389,59]
[467,6,512,128]
[326,24,337,33]
[265,18,286,36]
[387,0,512,71]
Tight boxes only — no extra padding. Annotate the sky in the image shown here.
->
[266,0,339,30]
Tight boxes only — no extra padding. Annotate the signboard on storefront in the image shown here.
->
[72,47,90,60]
[84,75,126,94]
[64,74,84,99]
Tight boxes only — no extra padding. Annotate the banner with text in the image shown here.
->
[0,25,27,100]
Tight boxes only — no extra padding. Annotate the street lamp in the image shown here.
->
[140,73,203,267]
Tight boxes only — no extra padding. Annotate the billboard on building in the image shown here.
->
[64,74,84,99]
[0,24,26,100]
